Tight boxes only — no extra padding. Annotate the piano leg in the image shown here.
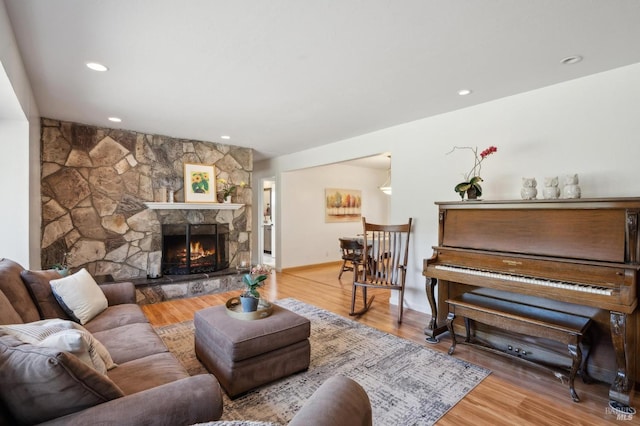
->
[609,312,635,408]
[424,277,443,344]
[567,342,582,403]
[464,317,471,343]
[446,312,456,355]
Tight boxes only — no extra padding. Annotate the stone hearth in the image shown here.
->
[132,270,245,305]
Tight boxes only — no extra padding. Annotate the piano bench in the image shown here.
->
[446,291,593,403]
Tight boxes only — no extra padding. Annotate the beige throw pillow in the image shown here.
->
[38,328,101,371]
[50,268,108,324]
[0,319,116,373]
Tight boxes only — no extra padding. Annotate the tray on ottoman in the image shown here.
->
[194,303,311,398]
[225,297,273,320]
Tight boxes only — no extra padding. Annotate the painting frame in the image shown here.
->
[325,188,362,223]
[184,163,217,203]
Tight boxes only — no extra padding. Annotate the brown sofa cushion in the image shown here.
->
[0,335,124,424]
[0,290,22,325]
[20,269,72,319]
[0,258,40,323]
[92,322,170,364]
[83,304,149,333]
[288,376,372,426]
[107,352,190,395]
[97,281,137,305]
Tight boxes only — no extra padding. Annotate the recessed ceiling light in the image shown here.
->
[221,135,231,140]
[86,62,109,72]
[108,117,122,123]
[457,89,472,96]
[560,55,583,65]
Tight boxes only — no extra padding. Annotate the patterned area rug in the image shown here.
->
[154,298,490,425]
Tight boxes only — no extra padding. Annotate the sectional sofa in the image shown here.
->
[0,258,223,425]
[0,257,372,426]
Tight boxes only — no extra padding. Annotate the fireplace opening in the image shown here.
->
[161,224,229,275]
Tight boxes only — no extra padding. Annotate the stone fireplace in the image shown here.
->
[161,223,229,275]
[40,118,252,281]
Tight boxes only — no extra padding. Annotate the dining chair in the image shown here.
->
[350,217,412,323]
[338,238,364,279]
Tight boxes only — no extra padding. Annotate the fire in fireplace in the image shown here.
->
[161,224,229,275]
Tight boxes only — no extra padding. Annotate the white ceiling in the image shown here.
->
[4,1,640,162]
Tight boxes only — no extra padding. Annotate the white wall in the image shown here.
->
[254,62,640,315]
[0,116,29,266]
[0,1,40,268]
[279,163,389,268]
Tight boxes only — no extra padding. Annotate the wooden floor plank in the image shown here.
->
[141,264,637,425]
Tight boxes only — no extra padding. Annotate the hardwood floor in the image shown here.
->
[142,263,637,425]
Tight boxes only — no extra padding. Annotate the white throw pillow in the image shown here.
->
[0,319,116,374]
[39,329,106,373]
[50,268,108,324]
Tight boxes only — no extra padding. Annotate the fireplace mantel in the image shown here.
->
[145,202,243,210]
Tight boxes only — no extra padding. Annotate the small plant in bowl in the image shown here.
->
[51,252,72,276]
[239,264,273,312]
[242,274,267,299]
[240,275,266,312]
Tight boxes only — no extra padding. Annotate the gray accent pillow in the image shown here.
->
[20,269,71,319]
[0,335,124,424]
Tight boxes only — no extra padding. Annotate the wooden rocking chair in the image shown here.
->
[349,217,412,323]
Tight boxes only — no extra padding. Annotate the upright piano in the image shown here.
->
[423,198,639,406]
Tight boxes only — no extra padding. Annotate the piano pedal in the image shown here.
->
[608,400,636,417]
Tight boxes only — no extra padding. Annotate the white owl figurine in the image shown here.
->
[543,176,560,199]
[520,177,537,200]
[562,174,581,199]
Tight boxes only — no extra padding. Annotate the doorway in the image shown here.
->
[261,178,275,267]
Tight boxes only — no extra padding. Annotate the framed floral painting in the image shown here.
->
[325,188,362,222]
[184,163,216,203]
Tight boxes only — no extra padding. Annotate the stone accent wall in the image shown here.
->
[40,118,252,280]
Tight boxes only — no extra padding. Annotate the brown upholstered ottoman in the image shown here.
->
[194,303,311,398]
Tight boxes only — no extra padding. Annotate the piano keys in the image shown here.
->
[423,198,639,406]
[434,264,615,296]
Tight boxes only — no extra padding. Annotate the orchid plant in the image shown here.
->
[447,145,498,199]
[51,252,72,271]
[242,274,267,299]
[250,264,273,275]
[217,178,246,199]
[241,264,273,299]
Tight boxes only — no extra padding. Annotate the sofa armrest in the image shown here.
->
[289,376,372,426]
[38,374,223,426]
[99,282,136,305]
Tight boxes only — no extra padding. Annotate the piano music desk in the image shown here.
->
[446,289,593,402]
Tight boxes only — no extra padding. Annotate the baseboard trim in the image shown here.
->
[282,261,341,273]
